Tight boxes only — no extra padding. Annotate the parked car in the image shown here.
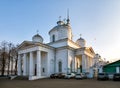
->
[58,73,66,79]
[108,74,113,80]
[113,73,120,81]
[50,73,58,78]
[75,73,83,79]
[97,73,109,80]
[65,73,75,79]
[81,73,87,79]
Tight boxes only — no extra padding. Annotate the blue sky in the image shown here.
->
[0,0,120,61]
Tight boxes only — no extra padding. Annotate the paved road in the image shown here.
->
[0,78,120,88]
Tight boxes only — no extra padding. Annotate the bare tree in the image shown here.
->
[7,43,12,75]
[10,46,17,75]
[0,41,18,76]
[0,41,8,76]
[14,44,19,75]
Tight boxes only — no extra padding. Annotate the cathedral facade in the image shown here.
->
[17,17,95,80]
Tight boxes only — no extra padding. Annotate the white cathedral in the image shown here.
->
[17,16,96,80]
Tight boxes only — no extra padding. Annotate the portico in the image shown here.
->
[17,45,49,80]
[75,47,95,78]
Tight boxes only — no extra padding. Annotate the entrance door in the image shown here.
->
[34,64,37,75]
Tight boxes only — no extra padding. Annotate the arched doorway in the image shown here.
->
[58,61,62,72]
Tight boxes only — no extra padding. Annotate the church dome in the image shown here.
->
[49,19,73,42]
[32,34,43,43]
[77,37,85,41]
[49,20,67,33]
[76,37,86,47]
[57,20,64,25]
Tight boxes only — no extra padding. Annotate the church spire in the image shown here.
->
[67,9,70,24]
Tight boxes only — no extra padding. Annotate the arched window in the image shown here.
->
[58,61,62,72]
[52,35,55,42]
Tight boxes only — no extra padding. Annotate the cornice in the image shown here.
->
[18,41,55,51]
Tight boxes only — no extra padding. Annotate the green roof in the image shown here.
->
[103,60,120,67]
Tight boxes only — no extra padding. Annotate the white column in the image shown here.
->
[29,52,34,76]
[37,50,41,77]
[73,57,75,72]
[18,54,21,76]
[72,59,75,72]
[68,59,71,74]
[82,54,86,73]
[86,56,89,72]
[89,67,94,78]
[116,67,120,73]
[23,53,27,76]
[75,57,77,72]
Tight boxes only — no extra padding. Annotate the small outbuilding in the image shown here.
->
[103,60,120,74]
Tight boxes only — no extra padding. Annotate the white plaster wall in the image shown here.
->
[48,40,67,48]
[55,49,68,73]
[58,28,67,40]
[49,30,58,42]
[41,52,47,76]
[49,26,72,42]
[68,28,73,40]
[47,49,55,76]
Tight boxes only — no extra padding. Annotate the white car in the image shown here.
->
[65,73,75,79]
[75,73,83,79]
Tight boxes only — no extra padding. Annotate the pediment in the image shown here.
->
[17,41,35,50]
[85,47,95,55]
